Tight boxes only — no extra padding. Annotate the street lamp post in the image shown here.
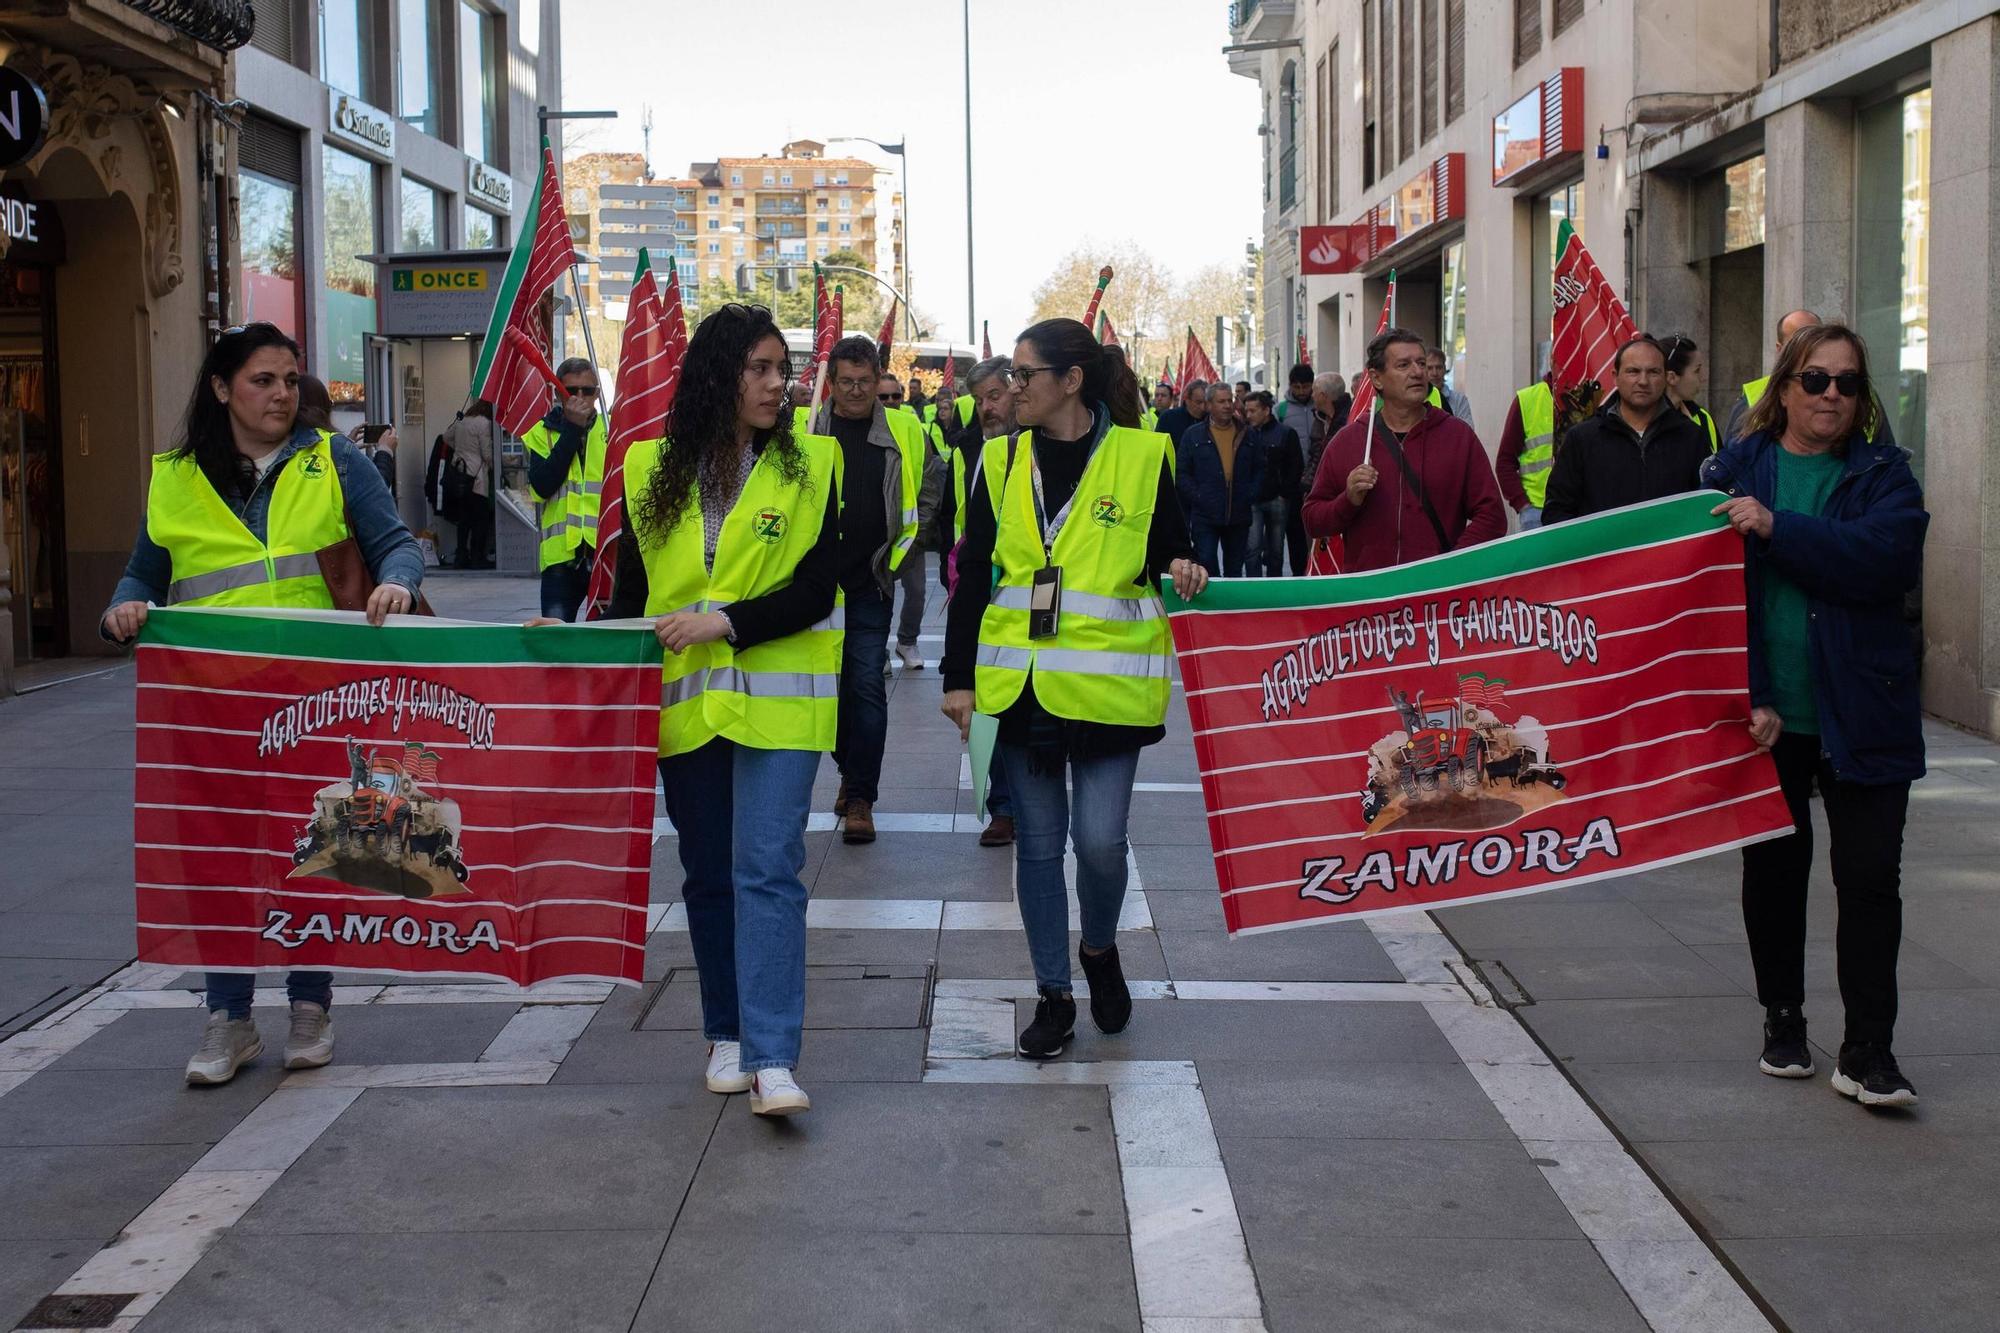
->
[827,135,915,341]
[963,0,975,344]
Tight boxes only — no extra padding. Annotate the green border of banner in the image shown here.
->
[1162,492,1727,612]
[140,607,661,667]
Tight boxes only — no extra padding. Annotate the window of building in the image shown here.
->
[708,241,720,254]
[1856,86,1932,478]
[1278,62,1299,213]
[320,0,374,100]
[732,196,744,207]
[763,172,775,185]
[457,0,498,164]
[1377,0,1393,175]
[733,241,745,255]
[840,195,852,212]
[1315,52,1330,220]
[1362,2,1377,187]
[400,176,442,250]
[321,145,377,408]
[817,241,830,255]
[839,222,852,233]
[1327,40,1341,214]
[813,172,826,186]
[248,0,297,64]
[1531,179,1583,376]
[398,0,438,133]
[708,192,719,204]
[816,220,829,233]
[1397,0,1415,163]
[464,203,498,247]
[240,170,304,335]
[816,197,828,210]
[1553,0,1582,36]
[1421,0,1438,145]
[730,172,742,184]
[1441,239,1469,377]
[707,218,719,230]
[780,173,792,185]
[1445,0,1465,124]
[1514,0,1541,66]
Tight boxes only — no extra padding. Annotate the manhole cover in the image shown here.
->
[17,1293,137,1329]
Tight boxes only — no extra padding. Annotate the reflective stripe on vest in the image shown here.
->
[884,410,926,571]
[1515,383,1557,509]
[628,433,844,755]
[974,424,1173,728]
[146,431,348,610]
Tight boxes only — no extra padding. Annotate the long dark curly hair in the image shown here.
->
[635,303,808,538]
[172,322,303,496]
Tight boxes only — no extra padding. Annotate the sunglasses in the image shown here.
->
[878,392,904,402]
[1792,370,1864,398]
[562,384,600,398]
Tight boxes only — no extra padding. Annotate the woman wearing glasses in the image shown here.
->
[1705,323,1929,1108]
[603,304,840,1116]
[100,322,423,1086]
[940,318,1208,1059]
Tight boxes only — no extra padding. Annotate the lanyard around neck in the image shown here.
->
[1027,428,1104,563]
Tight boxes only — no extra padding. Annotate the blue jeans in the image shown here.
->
[205,971,331,1020]
[540,558,590,621]
[1518,506,1543,531]
[658,739,818,1072]
[834,588,890,803]
[1246,498,1286,577]
[1003,742,1139,990]
[1191,518,1249,578]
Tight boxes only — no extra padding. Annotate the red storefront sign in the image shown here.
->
[1299,225,1362,275]
[1344,154,1466,268]
[1493,68,1584,187]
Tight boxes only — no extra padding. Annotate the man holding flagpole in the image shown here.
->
[1302,327,1505,572]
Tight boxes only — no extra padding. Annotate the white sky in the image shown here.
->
[559,0,1263,345]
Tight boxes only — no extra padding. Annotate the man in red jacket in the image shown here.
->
[1302,327,1506,570]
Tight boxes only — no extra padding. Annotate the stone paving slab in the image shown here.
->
[142,1228,670,1333]
[1027,998,1462,1064]
[937,927,1167,981]
[0,1143,207,1240]
[1723,1234,2000,1333]
[1197,1058,1516,1141]
[1477,943,1748,1000]
[633,1227,1140,1333]
[0,956,124,1035]
[46,1003,521,1071]
[812,839,1017,899]
[0,1064,286,1147]
[641,972,928,1031]
[1155,924,1404,982]
[556,1027,928,1086]
[0,1241,95,1333]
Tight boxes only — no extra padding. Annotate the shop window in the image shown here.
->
[464,204,498,248]
[1441,240,1470,379]
[241,171,304,336]
[1856,87,1931,477]
[321,145,378,408]
[398,0,438,134]
[1531,180,1583,377]
[457,0,498,164]
[400,176,442,250]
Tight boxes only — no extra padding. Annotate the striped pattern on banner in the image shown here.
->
[132,608,662,984]
[1164,493,1794,935]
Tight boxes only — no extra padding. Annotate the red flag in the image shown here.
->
[1551,220,1638,396]
[1081,265,1114,331]
[877,298,898,364]
[833,284,844,337]
[471,142,573,437]
[1347,270,1397,422]
[1099,313,1121,347]
[940,348,957,400]
[981,320,991,359]
[1182,327,1219,388]
[584,249,687,619]
[793,265,836,417]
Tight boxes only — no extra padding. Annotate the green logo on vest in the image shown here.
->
[1091,495,1124,528]
[299,453,328,478]
[752,508,788,544]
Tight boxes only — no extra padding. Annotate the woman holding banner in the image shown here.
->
[101,321,425,1086]
[940,318,1208,1060]
[605,303,840,1117]
[1706,323,1928,1109]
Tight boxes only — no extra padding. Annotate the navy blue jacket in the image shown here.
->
[1701,431,1928,785]
[1176,419,1266,529]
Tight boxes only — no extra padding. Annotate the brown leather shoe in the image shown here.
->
[842,798,876,844]
[832,781,850,819]
[979,815,1015,847]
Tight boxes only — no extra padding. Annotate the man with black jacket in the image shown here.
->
[1155,378,1209,446]
[1241,391,1302,576]
[1541,335,1711,525]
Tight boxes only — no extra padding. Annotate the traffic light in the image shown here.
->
[736,263,751,293]
[775,265,795,293]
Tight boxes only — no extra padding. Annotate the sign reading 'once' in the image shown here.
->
[391,268,491,293]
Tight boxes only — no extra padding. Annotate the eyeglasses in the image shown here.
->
[878,392,904,403]
[1005,365,1062,387]
[1792,370,1863,398]
[562,384,600,398]
[834,377,877,393]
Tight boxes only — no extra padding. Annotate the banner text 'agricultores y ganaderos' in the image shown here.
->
[1165,493,1794,935]
[133,609,661,984]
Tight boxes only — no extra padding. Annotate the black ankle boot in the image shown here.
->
[1017,986,1076,1059]
[1078,943,1132,1035]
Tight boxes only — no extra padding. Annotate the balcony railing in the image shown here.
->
[1229,0,1260,26]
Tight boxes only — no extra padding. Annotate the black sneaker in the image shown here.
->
[1759,1005,1813,1078]
[1078,943,1132,1035]
[1016,986,1076,1060]
[1831,1043,1919,1109]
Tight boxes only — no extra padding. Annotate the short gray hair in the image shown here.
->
[965,355,1010,390]
[1312,371,1342,399]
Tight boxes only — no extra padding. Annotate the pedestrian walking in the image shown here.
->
[1425,347,1475,424]
[100,321,423,1086]
[524,358,608,622]
[940,317,1207,1060]
[1177,382,1261,577]
[811,335,940,844]
[1154,378,1209,447]
[1292,371,1347,572]
[1275,362,1315,426]
[1704,322,1929,1109]
[604,303,841,1118]
[442,400,496,569]
[1302,327,1505,571]
[1661,334,1719,451]
[1540,335,1711,523]
[880,370,934,674]
[1240,390,1301,576]
[295,374,334,432]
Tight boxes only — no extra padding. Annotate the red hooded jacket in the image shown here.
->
[1301,405,1506,571]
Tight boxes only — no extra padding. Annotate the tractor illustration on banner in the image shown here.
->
[288,738,472,898]
[1360,674,1568,833]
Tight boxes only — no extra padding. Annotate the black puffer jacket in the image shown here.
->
[1541,397,1712,524]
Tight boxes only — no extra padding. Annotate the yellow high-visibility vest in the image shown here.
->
[1742,376,1770,408]
[522,414,608,569]
[975,425,1172,728]
[145,430,347,608]
[1515,383,1557,509]
[627,432,844,755]
[1685,402,1720,452]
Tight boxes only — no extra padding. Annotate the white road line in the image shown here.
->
[934,979,1179,1003]
[478,1004,598,1064]
[280,1060,560,1088]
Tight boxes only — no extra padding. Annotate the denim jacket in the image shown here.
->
[105,425,425,637]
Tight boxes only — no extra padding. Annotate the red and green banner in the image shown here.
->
[1165,494,1793,934]
[133,608,662,983]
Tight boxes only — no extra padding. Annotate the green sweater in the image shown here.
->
[1761,448,1846,733]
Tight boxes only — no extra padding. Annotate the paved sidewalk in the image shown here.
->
[2,567,1995,1331]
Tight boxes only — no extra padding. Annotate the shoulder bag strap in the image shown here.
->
[1375,427,1452,553]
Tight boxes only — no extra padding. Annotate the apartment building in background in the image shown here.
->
[1228,0,2000,737]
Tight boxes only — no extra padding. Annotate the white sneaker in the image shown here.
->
[705,1041,753,1094]
[186,1012,262,1085]
[749,1067,811,1117]
[284,1001,335,1069]
[895,644,925,671]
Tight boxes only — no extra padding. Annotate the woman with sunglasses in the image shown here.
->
[940,318,1207,1059]
[1704,323,1929,1109]
[1661,334,1719,452]
[602,303,840,1116]
[101,322,423,1086]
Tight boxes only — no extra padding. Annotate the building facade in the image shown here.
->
[1231,0,2000,738]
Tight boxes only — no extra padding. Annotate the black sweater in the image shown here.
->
[941,424,1193,757]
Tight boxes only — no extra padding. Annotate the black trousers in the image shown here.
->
[1740,732,1910,1047]
[1284,499,1310,575]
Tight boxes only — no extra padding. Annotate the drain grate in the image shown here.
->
[17,1293,137,1329]
[1469,958,1534,1008]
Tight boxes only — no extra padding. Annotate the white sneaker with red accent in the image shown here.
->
[749,1067,810,1117]
[705,1041,753,1094]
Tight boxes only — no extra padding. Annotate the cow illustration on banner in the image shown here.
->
[1165,493,1795,935]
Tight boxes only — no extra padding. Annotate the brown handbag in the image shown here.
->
[315,508,435,616]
